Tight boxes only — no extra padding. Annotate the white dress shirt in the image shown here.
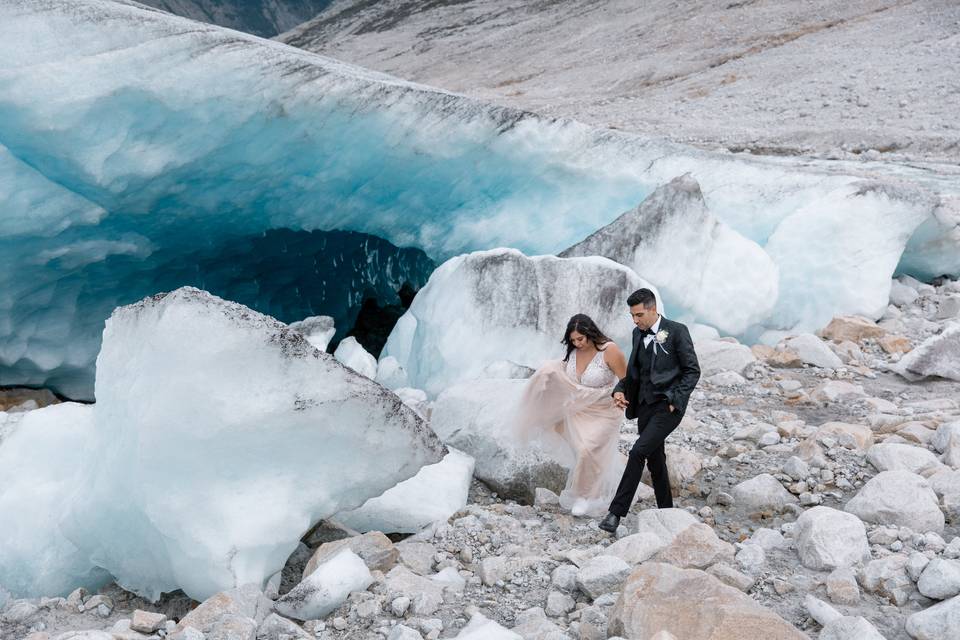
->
[643,315,662,349]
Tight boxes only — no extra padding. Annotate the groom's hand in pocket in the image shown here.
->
[613,392,628,409]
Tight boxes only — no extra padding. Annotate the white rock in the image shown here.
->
[257,613,312,640]
[845,470,944,533]
[866,443,944,475]
[783,457,810,481]
[735,544,766,575]
[696,340,757,376]
[60,288,443,602]
[804,595,842,626]
[544,591,576,617]
[905,594,960,640]
[894,323,960,382]
[907,552,932,582]
[731,474,798,513]
[795,507,870,571]
[388,625,424,640]
[890,279,920,306]
[273,550,373,621]
[810,381,866,403]
[820,616,886,640]
[375,356,409,390]
[747,528,786,552]
[634,509,699,544]
[576,555,631,600]
[606,533,668,565]
[334,336,378,379]
[917,558,960,600]
[335,449,474,534]
[932,422,960,454]
[785,334,843,368]
[706,371,747,386]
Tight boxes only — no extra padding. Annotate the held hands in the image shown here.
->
[613,392,629,410]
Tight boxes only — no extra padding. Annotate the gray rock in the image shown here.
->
[907,552,932,582]
[917,558,960,600]
[894,323,960,382]
[783,456,810,481]
[785,334,843,368]
[208,614,257,640]
[844,470,945,533]
[735,544,766,576]
[395,541,437,576]
[544,591,576,617]
[905,594,960,640]
[820,616,886,640]
[256,613,311,640]
[804,595,842,626]
[551,564,579,592]
[795,506,870,570]
[176,584,273,634]
[866,442,944,475]
[1,600,39,624]
[511,607,570,640]
[826,568,860,605]
[696,340,757,376]
[859,555,914,606]
[731,474,798,513]
[576,555,631,600]
[131,610,167,634]
[387,625,424,640]
[706,562,755,591]
[606,532,667,565]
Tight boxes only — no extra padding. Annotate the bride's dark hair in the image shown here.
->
[562,314,612,362]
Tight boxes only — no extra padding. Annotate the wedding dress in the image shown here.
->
[514,349,628,517]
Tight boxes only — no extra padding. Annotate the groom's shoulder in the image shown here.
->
[662,317,690,334]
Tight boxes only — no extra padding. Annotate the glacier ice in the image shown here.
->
[335,448,475,534]
[0,0,957,396]
[51,287,444,602]
[288,315,336,352]
[381,248,660,396]
[375,356,409,390]
[0,403,111,597]
[334,336,378,378]
[562,174,778,336]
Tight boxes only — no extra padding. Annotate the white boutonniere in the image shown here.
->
[654,329,670,355]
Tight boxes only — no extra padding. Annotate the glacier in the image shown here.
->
[1,287,446,602]
[1,0,958,397]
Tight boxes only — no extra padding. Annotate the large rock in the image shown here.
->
[607,533,668,566]
[654,523,735,570]
[382,248,656,395]
[696,340,757,376]
[63,288,444,601]
[634,509,699,544]
[642,444,702,493]
[845,470,944,533]
[795,507,870,571]
[866,443,944,475]
[454,613,522,639]
[302,532,399,579]
[859,555,913,605]
[820,616,886,640]
[894,323,960,382]
[429,379,567,502]
[609,563,807,640]
[175,584,272,634]
[560,174,778,336]
[815,422,873,451]
[821,316,886,344]
[275,550,373,621]
[335,449,475,534]
[784,334,843,368]
[576,555,631,600]
[905,595,960,640]
[731,474,798,514]
[917,559,960,600]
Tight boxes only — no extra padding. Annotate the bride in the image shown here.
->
[515,314,628,517]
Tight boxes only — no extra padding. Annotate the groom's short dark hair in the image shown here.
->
[627,288,657,309]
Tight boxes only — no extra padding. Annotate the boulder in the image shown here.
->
[642,444,702,493]
[576,555,631,600]
[654,524,736,570]
[696,340,757,376]
[607,533,668,566]
[784,334,843,368]
[303,532,398,579]
[845,470,944,532]
[820,616,885,640]
[609,563,807,640]
[795,507,870,570]
[454,612,522,639]
[866,443,944,475]
[274,550,373,621]
[810,382,866,404]
[821,316,886,344]
[894,323,960,382]
[917,559,960,600]
[731,474,798,513]
[859,555,913,606]
[905,594,960,640]
[175,584,272,634]
[634,509,699,544]
[815,422,873,451]
[256,613,311,640]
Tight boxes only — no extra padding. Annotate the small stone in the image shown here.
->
[917,558,960,600]
[706,562,755,592]
[576,555,631,600]
[545,591,576,617]
[332,617,348,631]
[826,568,860,605]
[391,596,411,617]
[387,625,423,640]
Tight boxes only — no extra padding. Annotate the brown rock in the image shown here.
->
[751,345,776,360]
[654,523,735,569]
[609,563,807,640]
[821,316,886,344]
[879,334,912,354]
[768,350,803,368]
[815,422,874,451]
[0,387,59,411]
[303,531,398,579]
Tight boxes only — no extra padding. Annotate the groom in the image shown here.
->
[599,288,700,534]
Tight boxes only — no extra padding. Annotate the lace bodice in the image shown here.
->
[566,348,618,389]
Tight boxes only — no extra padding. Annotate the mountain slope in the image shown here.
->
[139,0,332,36]
[279,0,960,163]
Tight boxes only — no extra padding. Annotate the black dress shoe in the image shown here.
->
[598,512,620,534]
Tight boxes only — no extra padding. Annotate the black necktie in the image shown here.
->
[640,328,654,337]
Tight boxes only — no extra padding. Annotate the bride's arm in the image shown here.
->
[602,343,627,379]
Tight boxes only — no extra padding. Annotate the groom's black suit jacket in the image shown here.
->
[613,317,701,418]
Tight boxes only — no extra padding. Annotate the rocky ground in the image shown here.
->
[3,275,960,640]
[278,0,960,167]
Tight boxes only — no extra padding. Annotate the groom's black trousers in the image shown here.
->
[609,399,683,516]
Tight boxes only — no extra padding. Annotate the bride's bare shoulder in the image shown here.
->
[600,342,623,356]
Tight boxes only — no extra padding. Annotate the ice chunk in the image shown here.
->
[0,403,111,597]
[334,337,377,379]
[335,449,475,534]
[288,316,335,353]
[375,356,409,390]
[892,323,960,382]
[562,174,778,335]
[273,549,373,621]
[382,248,659,396]
[0,0,955,397]
[61,287,444,601]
